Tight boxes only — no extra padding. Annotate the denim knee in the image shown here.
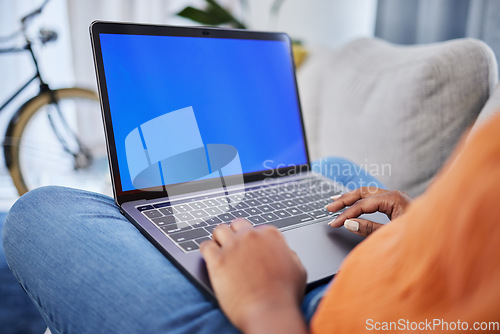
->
[2,186,65,271]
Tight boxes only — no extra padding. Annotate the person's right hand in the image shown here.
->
[326,187,412,238]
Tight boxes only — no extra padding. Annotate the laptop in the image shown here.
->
[90,21,388,300]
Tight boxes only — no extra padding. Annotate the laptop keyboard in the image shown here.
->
[138,176,343,253]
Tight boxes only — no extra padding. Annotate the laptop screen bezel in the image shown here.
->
[90,21,311,205]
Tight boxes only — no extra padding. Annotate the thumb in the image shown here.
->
[343,218,384,238]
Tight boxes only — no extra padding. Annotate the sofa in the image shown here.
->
[297,37,499,197]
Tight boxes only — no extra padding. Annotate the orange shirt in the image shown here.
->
[312,114,500,333]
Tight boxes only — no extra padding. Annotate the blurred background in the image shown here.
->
[0,0,378,211]
[0,1,499,333]
[1,0,500,210]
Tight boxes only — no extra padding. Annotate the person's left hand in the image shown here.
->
[326,187,411,237]
[200,218,307,333]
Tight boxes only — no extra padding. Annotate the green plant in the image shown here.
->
[177,0,246,29]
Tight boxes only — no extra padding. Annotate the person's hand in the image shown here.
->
[200,218,307,334]
[326,187,412,237]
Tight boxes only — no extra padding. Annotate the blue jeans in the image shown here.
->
[2,157,384,334]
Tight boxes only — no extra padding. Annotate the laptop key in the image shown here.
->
[269,194,284,202]
[261,212,280,221]
[243,192,257,199]
[282,199,298,207]
[172,204,191,213]
[228,194,244,203]
[160,222,192,234]
[203,199,220,207]
[218,204,231,212]
[137,205,154,211]
[195,236,212,245]
[151,215,177,226]
[247,216,266,225]
[270,202,286,210]
[245,199,261,207]
[269,214,313,230]
[189,220,208,228]
[153,202,171,209]
[175,212,195,221]
[310,201,326,210]
[192,210,209,218]
[259,197,272,204]
[233,201,249,210]
[189,201,207,210]
[204,225,218,234]
[293,197,308,205]
[179,240,199,252]
[231,210,249,218]
[258,204,273,213]
[205,207,223,216]
[244,207,262,216]
[218,213,236,222]
[143,209,163,219]
[309,210,328,219]
[214,197,229,205]
[298,204,315,212]
[204,216,223,225]
[287,207,302,216]
[275,210,292,218]
[159,207,174,215]
[170,228,209,243]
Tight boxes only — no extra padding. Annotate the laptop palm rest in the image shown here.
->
[284,212,389,284]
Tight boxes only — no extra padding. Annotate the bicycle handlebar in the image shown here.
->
[21,0,50,27]
[39,29,58,44]
[0,0,51,42]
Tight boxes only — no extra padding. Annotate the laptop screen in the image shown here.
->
[97,29,308,194]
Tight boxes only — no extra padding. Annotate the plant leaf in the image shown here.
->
[177,1,246,29]
[177,7,229,25]
[206,0,246,28]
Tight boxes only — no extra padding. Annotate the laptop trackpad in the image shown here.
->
[284,212,389,284]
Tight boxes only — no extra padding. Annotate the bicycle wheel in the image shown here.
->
[4,87,111,196]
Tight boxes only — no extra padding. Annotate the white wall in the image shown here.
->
[244,0,378,48]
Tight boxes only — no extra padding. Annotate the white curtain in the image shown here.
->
[66,0,186,90]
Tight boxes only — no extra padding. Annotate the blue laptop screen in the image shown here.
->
[99,33,307,192]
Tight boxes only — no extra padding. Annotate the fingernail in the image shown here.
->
[344,219,359,232]
[331,194,341,200]
[324,204,329,211]
[327,218,336,227]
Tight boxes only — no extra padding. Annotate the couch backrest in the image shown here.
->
[470,83,500,136]
[298,38,498,197]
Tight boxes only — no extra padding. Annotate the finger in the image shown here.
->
[199,239,219,263]
[326,187,387,212]
[230,218,253,232]
[343,218,384,238]
[328,196,385,227]
[211,224,234,246]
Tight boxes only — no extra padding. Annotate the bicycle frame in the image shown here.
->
[1,37,92,168]
[0,40,50,114]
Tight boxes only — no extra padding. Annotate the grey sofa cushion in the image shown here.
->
[470,83,500,135]
[298,38,498,197]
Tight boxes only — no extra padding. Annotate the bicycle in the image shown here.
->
[1,0,110,196]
